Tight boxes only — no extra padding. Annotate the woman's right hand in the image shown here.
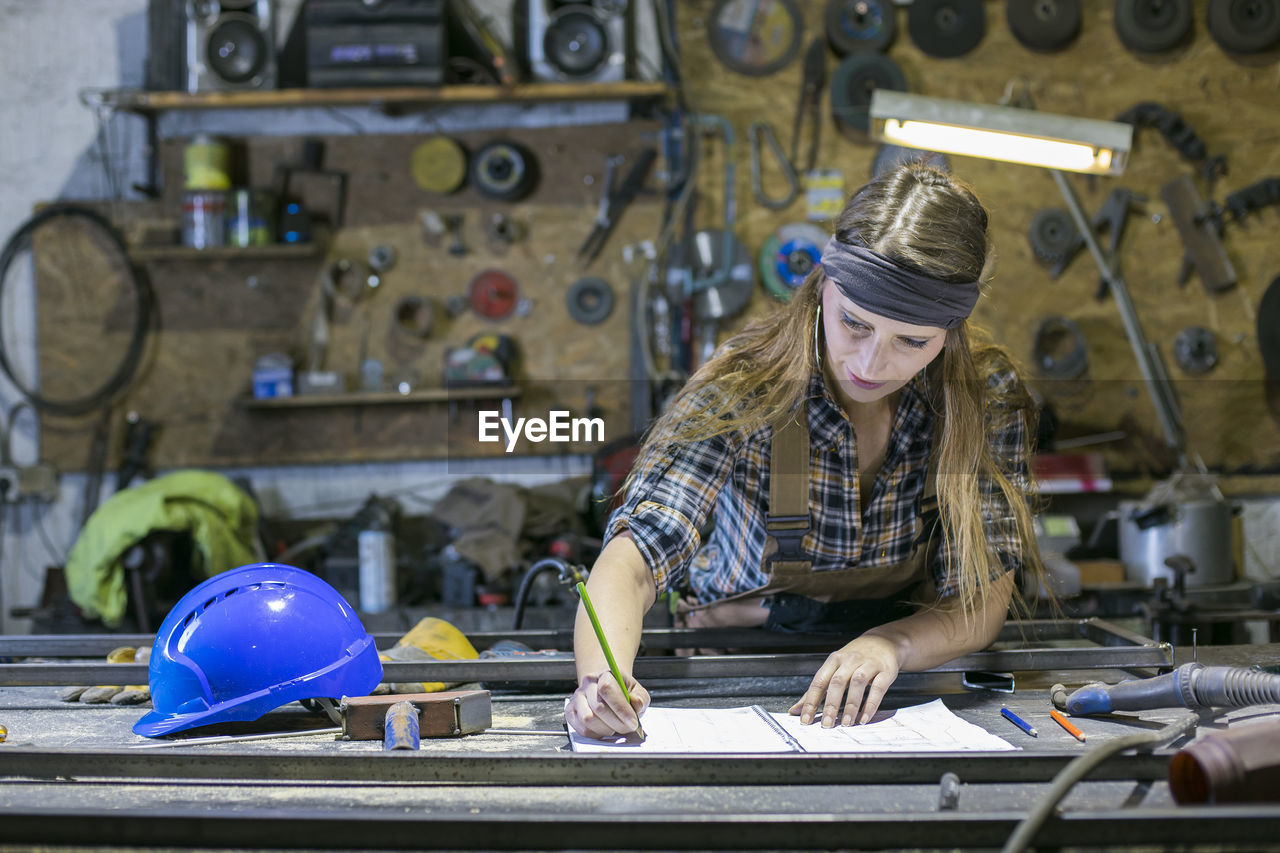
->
[565,668,651,738]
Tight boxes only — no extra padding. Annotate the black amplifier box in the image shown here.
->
[304,0,446,87]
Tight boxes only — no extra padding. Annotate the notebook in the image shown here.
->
[567,698,1019,753]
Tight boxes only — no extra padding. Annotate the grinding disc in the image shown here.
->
[1207,0,1280,53]
[566,277,616,325]
[1027,208,1079,264]
[759,223,828,302]
[411,137,467,194]
[825,0,897,55]
[871,144,951,179]
[394,295,435,338]
[1260,275,1280,381]
[467,269,521,320]
[1006,0,1082,51]
[708,0,804,76]
[908,0,986,58]
[470,139,539,202]
[1172,326,1219,374]
[1114,0,1193,53]
[829,53,908,136]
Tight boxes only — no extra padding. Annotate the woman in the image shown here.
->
[566,162,1043,738]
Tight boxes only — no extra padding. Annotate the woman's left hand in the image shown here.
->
[788,634,901,726]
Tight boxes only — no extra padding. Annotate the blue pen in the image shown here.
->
[1000,706,1038,737]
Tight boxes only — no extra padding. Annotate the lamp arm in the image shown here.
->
[1049,169,1187,463]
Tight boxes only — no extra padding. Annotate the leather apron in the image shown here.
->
[680,408,940,629]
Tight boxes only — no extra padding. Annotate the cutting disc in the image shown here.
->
[1172,326,1219,374]
[1260,275,1280,381]
[708,0,804,76]
[759,223,828,302]
[1006,0,1082,51]
[1207,0,1280,53]
[871,144,950,179]
[467,269,521,320]
[908,0,986,58]
[825,0,897,54]
[566,277,615,325]
[1114,0,1193,53]
[829,53,908,136]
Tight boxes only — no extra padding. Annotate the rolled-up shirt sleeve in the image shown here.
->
[604,402,739,595]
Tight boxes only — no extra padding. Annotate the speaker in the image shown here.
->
[183,0,277,92]
[514,0,632,83]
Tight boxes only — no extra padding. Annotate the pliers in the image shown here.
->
[790,36,826,176]
[578,148,658,267]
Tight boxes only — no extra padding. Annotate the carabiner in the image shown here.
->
[748,121,800,211]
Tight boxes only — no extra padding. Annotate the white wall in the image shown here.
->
[0,0,606,633]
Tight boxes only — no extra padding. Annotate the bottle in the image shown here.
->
[358,527,396,613]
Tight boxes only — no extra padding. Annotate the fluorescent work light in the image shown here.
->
[869,90,1133,176]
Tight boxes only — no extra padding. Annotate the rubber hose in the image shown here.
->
[512,558,569,631]
[1001,712,1199,853]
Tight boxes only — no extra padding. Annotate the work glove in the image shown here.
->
[373,617,479,694]
[59,645,151,706]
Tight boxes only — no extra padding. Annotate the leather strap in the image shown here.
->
[766,411,811,570]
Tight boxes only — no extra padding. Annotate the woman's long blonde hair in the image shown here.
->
[630,162,1043,618]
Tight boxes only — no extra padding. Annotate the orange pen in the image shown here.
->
[1050,708,1086,742]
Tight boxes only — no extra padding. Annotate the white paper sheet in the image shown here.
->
[567,699,1018,753]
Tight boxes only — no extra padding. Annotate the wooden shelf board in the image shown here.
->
[130,242,323,262]
[243,386,520,410]
[101,82,669,113]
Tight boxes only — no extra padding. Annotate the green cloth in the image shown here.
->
[66,470,262,627]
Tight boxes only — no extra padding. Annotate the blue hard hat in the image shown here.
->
[134,563,383,737]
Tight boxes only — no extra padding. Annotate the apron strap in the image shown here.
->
[766,410,811,571]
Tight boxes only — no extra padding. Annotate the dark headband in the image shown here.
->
[820,238,980,329]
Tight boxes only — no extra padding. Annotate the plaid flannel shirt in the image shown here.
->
[606,367,1030,604]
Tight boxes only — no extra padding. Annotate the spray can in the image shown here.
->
[358,528,396,613]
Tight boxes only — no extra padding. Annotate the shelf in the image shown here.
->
[242,386,520,410]
[95,82,670,114]
[130,241,324,262]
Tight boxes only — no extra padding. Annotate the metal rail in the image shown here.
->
[0,619,1171,685]
[0,746,1173,785]
[0,804,1276,850]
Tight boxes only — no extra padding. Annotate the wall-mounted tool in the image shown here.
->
[825,0,897,55]
[1116,102,1227,190]
[707,0,803,76]
[470,139,539,202]
[830,53,907,137]
[443,212,467,256]
[748,121,800,211]
[1172,326,1219,374]
[566,277,616,325]
[1161,174,1237,293]
[1207,0,1280,54]
[484,212,524,253]
[676,228,755,367]
[1032,315,1089,381]
[445,333,516,387]
[1224,176,1280,224]
[465,268,527,321]
[368,244,397,274]
[1027,208,1080,273]
[578,149,657,267]
[393,295,435,339]
[759,223,826,302]
[411,136,468,194]
[1005,0,1081,52]
[1113,0,1193,54]
[791,37,826,178]
[1259,275,1280,382]
[908,0,985,58]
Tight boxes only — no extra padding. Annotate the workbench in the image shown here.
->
[1,626,1278,850]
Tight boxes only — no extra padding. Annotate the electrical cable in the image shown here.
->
[1001,711,1198,853]
[0,205,153,417]
[29,500,67,568]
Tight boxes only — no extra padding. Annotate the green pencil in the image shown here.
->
[576,581,646,741]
